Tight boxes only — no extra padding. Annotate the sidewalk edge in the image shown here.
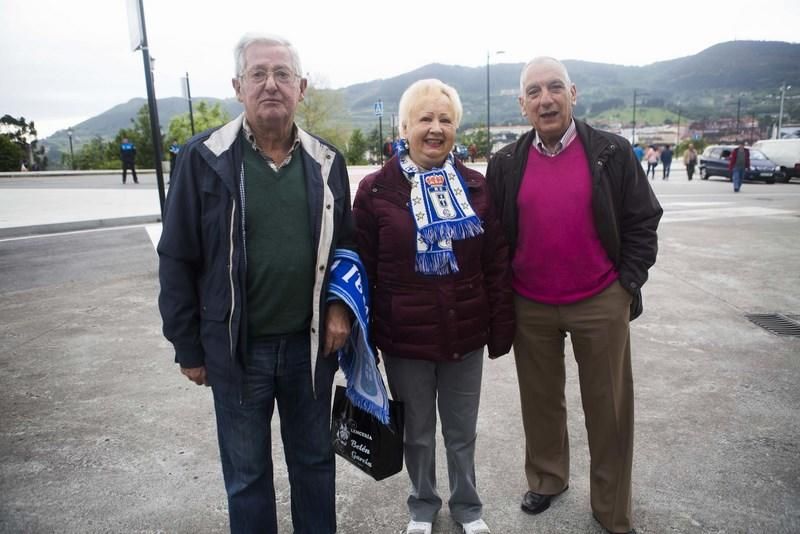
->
[0,215,162,239]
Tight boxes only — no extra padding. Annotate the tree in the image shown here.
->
[1,115,47,170]
[72,136,119,170]
[459,127,488,160]
[296,83,350,151]
[167,101,231,145]
[345,129,369,165]
[366,127,382,164]
[0,134,23,171]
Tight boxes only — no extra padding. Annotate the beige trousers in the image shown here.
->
[513,280,634,533]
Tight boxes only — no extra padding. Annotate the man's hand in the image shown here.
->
[180,366,208,386]
[323,301,351,356]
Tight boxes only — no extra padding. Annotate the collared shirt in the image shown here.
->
[242,119,301,172]
[532,119,577,157]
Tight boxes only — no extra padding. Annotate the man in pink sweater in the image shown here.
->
[486,57,662,534]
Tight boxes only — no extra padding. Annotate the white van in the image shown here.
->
[752,139,800,182]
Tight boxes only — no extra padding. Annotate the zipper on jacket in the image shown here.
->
[228,198,236,360]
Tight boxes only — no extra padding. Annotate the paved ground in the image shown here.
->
[0,164,799,533]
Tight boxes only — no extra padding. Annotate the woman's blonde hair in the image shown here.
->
[398,79,463,137]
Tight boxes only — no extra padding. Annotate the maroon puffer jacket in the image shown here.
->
[352,157,514,362]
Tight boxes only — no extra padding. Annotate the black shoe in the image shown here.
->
[520,486,568,515]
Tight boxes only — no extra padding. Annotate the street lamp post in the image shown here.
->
[777,82,792,139]
[67,127,75,170]
[632,89,649,146]
[486,50,505,159]
[128,0,166,217]
[675,103,681,146]
[181,72,195,136]
[735,97,741,140]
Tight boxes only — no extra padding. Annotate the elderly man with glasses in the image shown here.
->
[157,32,354,534]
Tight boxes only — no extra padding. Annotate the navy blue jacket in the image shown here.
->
[157,114,354,389]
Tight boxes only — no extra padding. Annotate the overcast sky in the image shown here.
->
[2,0,798,137]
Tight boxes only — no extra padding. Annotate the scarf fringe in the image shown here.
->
[418,217,484,243]
[415,250,460,275]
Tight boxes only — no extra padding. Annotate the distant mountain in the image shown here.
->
[343,41,800,129]
[43,40,799,159]
[44,97,243,153]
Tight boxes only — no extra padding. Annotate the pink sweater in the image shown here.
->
[513,139,618,304]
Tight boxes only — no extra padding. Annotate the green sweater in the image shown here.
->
[243,140,314,337]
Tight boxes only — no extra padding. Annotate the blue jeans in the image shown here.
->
[212,333,338,534]
[732,167,744,191]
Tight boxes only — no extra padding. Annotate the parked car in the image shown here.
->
[452,144,469,161]
[751,139,800,182]
[699,145,783,184]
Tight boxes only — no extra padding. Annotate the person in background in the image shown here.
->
[353,78,514,534]
[167,139,180,182]
[660,144,673,179]
[645,145,659,179]
[728,141,749,193]
[157,32,354,534]
[120,137,138,184]
[486,56,662,534]
[383,136,395,161]
[632,143,644,165]
[683,143,698,181]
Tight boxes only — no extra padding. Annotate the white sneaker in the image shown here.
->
[406,520,432,534]
[460,518,491,534]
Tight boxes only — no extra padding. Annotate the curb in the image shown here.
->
[0,215,162,239]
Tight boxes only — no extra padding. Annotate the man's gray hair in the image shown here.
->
[234,32,302,77]
[519,56,572,95]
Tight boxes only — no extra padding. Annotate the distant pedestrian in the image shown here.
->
[632,143,644,164]
[660,144,673,179]
[168,140,180,182]
[383,137,394,161]
[120,138,138,184]
[645,145,659,179]
[728,141,749,193]
[468,142,478,163]
[683,143,698,181]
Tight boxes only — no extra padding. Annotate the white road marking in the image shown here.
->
[145,224,162,251]
[661,206,795,223]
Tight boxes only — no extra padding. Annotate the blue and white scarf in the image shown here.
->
[327,249,391,425]
[396,139,483,275]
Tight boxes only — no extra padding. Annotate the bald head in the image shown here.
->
[517,56,577,147]
[519,57,572,96]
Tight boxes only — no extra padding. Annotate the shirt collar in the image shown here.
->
[532,119,577,157]
[242,119,301,171]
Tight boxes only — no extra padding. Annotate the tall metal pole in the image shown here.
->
[676,104,681,146]
[486,51,491,159]
[736,97,741,140]
[185,72,195,136]
[632,89,637,145]
[67,127,75,170]
[137,0,166,217]
[378,115,383,164]
[777,82,789,139]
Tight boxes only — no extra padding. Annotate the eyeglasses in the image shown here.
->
[240,67,298,85]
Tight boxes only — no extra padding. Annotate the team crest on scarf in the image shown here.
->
[396,139,483,275]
